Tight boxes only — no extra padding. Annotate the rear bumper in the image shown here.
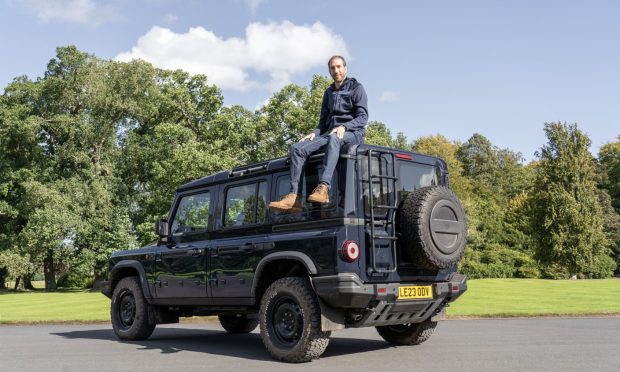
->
[312,273,467,327]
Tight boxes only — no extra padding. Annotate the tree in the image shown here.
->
[599,137,620,214]
[364,121,394,147]
[255,75,331,159]
[530,122,612,278]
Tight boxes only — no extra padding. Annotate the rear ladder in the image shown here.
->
[365,149,399,274]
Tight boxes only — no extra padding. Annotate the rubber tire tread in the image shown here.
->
[375,320,438,345]
[259,277,331,363]
[399,185,466,269]
[111,276,156,341]
[218,314,259,334]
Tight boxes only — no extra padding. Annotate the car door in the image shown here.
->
[154,190,212,299]
[209,180,269,302]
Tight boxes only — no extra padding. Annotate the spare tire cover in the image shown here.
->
[398,186,467,269]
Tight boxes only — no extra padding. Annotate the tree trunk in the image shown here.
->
[44,251,57,291]
[0,267,6,290]
[14,276,24,291]
[23,274,34,290]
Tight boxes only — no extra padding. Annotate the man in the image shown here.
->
[269,55,368,212]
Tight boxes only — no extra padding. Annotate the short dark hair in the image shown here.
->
[328,55,346,67]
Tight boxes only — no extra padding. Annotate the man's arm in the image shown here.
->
[312,90,330,137]
[342,84,368,131]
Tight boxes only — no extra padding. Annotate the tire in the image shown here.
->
[399,186,467,269]
[111,276,156,341]
[375,320,438,345]
[259,277,331,363]
[218,314,259,334]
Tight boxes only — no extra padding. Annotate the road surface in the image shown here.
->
[1,318,619,371]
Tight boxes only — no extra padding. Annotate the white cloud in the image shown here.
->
[379,91,400,102]
[115,21,348,92]
[22,0,118,25]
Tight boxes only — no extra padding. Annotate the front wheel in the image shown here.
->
[111,276,156,340]
[259,277,331,363]
[375,320,437,345]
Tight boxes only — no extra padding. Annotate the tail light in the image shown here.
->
[341,240,360,262]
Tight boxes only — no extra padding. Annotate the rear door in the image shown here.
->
[209,179,269,301]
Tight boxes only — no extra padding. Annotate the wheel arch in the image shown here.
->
[109,260,153,299]
[252,251,318,303]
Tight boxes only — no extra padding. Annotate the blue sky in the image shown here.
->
[1,0,618,162]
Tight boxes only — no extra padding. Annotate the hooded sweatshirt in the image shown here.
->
[313,77,368,141]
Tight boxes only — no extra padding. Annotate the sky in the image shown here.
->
[1,0,619,162]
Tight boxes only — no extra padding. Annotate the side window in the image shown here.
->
[171,192,211,235]
[274,163,336,212]
[224,181,267,227]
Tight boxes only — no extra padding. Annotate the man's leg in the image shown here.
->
[308,132,357,204]
[269,136,328,212]
[289,136,329,194]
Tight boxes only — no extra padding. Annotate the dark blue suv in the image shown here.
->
[101,144,468,362]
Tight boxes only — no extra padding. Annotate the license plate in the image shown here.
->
[398,285,433,300]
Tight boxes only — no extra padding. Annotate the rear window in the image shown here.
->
[397,162,440,201]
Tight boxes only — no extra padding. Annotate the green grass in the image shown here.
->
[0,289,109,323]
[447,278,620,317]
[1,279,619,324]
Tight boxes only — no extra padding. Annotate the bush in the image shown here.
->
[460,243,540,279]
[586,253,616,279]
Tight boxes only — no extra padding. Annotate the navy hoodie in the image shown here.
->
[313,77,368,142]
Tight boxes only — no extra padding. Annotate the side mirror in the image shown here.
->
[155,219,169,237]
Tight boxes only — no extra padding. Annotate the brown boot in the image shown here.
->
[307,184,330,204]
[268,193,303,212]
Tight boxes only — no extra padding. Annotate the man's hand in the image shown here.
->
[330,125,346,139]
[299,132,316,142]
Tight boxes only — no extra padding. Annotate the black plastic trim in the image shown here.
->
[108,260,153,299]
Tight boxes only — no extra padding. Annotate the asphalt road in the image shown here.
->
[1,318,619,372]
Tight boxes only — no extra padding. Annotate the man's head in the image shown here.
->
[328,55,347,85]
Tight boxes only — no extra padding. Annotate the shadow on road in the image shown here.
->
[52,326,393,361]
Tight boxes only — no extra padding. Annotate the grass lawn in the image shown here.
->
[1,279,619,324]
[0,289,109,324]
[447,278,620,317]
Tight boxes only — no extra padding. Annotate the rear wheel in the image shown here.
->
[218,314,259,333]
[375,320,437,345]
[111,276,156,340]
[259,277,330,363]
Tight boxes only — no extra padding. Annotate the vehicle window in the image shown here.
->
[171,192,211,235]
[274,162,336,214]
[397,162,439,201]
[224,181,267,227]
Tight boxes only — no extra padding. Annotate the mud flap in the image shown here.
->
[318,297,345,332]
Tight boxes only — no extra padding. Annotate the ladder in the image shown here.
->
[365,149,399,274]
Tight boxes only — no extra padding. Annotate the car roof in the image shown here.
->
[176,144,445,192]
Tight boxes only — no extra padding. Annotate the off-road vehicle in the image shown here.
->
[101,144,468,362]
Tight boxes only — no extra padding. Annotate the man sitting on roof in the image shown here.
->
[268,55,369,212]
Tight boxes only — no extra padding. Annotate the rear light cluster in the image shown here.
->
[341,240,360,262]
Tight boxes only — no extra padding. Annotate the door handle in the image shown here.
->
[190,248,204,257]
[240,243,256,253]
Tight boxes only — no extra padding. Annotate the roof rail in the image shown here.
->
[229,162,269,178]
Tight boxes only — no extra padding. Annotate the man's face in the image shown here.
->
[329,58,347,84]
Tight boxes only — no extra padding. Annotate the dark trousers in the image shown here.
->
[289,132,358,194]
